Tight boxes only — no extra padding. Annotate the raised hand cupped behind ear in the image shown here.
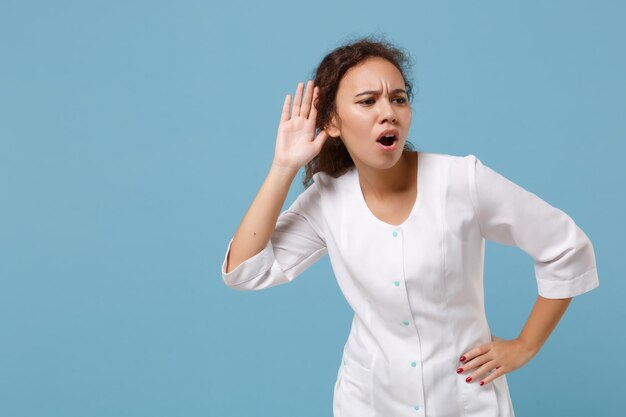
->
[273,80,329,170]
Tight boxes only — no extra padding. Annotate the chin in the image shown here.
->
[375,152,404,170]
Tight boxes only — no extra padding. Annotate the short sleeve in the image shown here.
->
[466,154,599,299]
[221,176,328,291]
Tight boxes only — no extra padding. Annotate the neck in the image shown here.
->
[356,150,416,201]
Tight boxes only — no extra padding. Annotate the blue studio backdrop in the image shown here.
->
[0,1,623,416]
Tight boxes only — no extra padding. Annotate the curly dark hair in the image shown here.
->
[302,35,418,189]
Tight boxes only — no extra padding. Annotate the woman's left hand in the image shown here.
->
[456,335,539,386]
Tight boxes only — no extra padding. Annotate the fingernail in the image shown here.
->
[465,376,472,383]
[456,368,463,374]
[480,381,484,386]
[459,356,466,362]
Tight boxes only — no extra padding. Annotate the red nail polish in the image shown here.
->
[459,356,466,362]
[466,376,472,383]
[456,368,463,374]
[480,381,484,386]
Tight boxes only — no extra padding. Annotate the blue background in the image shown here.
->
[1,1,623,416]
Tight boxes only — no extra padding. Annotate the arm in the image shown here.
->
[459,295,572,386]
[467,154,599,299]
[221,80,329,290]
[517,294,572,355]
[457,155,598,386]
[224,163,298,274]
[221,171,327,290]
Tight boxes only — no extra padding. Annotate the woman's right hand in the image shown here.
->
[273,80,329,171]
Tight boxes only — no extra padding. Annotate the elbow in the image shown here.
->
[220,239,281,291]
[223,277,252,291]
[221,258,277,291]
[221,262,259,291]
[223,258,239,276]
[221,272,255,291]
[222,270,281,291]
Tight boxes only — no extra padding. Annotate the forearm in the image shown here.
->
[225,162,299,274]
[517,294,572,354]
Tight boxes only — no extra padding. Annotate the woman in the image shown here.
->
[221,37,599,417]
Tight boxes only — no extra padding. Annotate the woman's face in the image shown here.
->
[325,57,412,170]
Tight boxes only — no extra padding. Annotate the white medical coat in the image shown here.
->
[221,151,599,417]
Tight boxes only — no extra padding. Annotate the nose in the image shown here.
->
[378,98,398,124]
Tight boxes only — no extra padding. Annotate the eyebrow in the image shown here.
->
[354,88,407,98]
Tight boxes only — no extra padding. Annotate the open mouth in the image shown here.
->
[378,135,396,146]
[376,128,399,151]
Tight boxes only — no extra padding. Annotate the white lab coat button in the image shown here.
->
[410,361,416,367]
[393,280,400,286]
[392,230,398,237]
[402,320,410,326]
[413,404,421,411]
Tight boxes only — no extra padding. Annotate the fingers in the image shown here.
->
[457,337,520,387]
[477,366,505,386]
[285,80,317,120]
[464,359,498,384]
[292,82,305,117]
[299,80,314,118]
[314,128,329,148]
[457,351,491,376]
[457,342,495,385]
[309,86,319,120]
[281,94,292,123]
[460,343,490,364]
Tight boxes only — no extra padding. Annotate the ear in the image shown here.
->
[325,115,341,138]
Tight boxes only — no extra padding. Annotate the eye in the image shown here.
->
[359,97,407,105]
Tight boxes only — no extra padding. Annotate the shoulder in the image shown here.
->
[417,151,480,177]
[290,168,350,211]
[422,152,491,194]
[420,150,478,164]
[310,166,354,195]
